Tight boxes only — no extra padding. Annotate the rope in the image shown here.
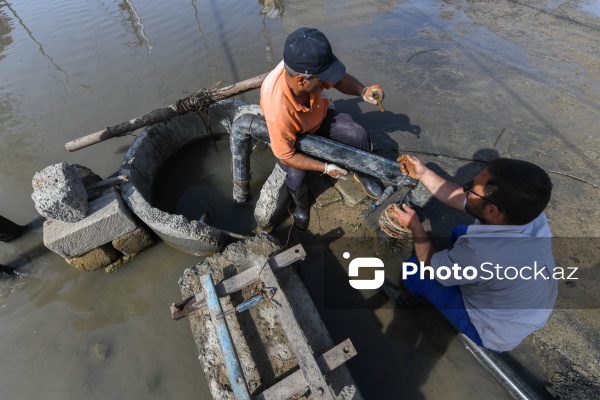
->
[378,204,412,239]
[172,88,220,151]
[173,89,218,114]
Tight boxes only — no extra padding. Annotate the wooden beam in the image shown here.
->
[254,339,357,400]
[259,256,335,400]
[65,73,268,152]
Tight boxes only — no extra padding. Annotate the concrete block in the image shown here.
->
[65,244,120,271]
[334,176,368,208]
[43,191,137,258]
[32,162,88,222]
[308,173,342,209]
[112,226,155,255]
[314,186,342,209]
[254,164,290,232]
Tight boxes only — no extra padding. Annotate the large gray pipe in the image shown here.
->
[459,334,543,400]
[230,113,418,203]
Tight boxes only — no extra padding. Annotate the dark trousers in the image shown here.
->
[278,110,371,190]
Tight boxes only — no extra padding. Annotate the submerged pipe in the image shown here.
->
[230,113,418,203]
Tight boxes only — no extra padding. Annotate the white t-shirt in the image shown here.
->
[431,213,557,351]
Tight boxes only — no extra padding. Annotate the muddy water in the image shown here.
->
[2,0,581,398]
[152,137,275,235]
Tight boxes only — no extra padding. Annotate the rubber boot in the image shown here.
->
[354,173,383,199]
[288,185,310,231]
[379,280,433,309]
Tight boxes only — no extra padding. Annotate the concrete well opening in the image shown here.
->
[119,101,267,256]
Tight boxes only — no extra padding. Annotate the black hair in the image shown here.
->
[484,158,552,225]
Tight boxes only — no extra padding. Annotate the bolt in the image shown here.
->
[317,387,324,396]
[343,346,349,353]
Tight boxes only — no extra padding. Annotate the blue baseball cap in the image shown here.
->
[283,27,346,83]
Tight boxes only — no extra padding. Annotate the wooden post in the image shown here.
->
[65,73,268,152]
[0,215,25,242]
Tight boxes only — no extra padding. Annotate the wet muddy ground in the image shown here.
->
[1,0,599,398]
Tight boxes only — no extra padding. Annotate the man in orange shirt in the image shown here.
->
[261,27,385,230]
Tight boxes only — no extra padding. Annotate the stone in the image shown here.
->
[31,162,88,223]
[334,176,369,208]
[43,191,137,258]
[254,164,290,232]
[307,172,341,209]
[112,225,155,255]
[314,187,342,209]
[65,244,120,271]
[72,164,102,187]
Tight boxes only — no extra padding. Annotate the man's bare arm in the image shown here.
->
[279,152,325,172]
[333,74,364,96]
[391,204,435,277]
[279,153,348,179]
[399,155,465,211]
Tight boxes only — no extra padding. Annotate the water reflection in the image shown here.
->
[1,1,70,83]
[190,0,209,49]
[118,0,153,54]
[0,92,41,191]
[258,0,284,19]
[0,7,13,61]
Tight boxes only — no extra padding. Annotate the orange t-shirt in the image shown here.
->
[260,61,329,159]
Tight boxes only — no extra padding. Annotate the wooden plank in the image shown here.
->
[259,256,335,400]
[171,245,306,320]
[271,244,307,269]
[317,338,357,374]
[215,265,264,296]
[216,244,306,295]
[254,339,357,400]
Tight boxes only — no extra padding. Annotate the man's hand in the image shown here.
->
[390,203,421,232]
[361,85,385,105]
[397,155,426,179]
[324,163,348,180]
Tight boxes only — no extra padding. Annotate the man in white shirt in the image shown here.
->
[389,156,556,352]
